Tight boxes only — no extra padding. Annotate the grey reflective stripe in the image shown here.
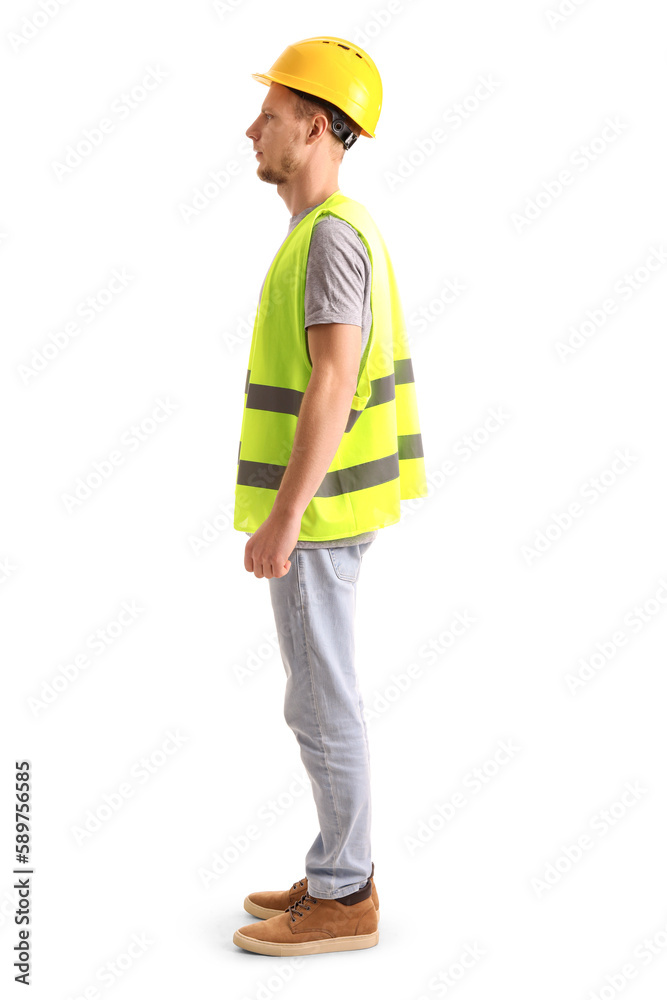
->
[316,452,399,497]
[346,372,395,431]
[237,452,400,497]
[398,433,423,460]
[247,382,304,418]
[368,372,396,406]
[237,461,286,492]
[394,358,414,384]
[245,358,415,429]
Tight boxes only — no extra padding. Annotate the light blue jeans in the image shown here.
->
[268,539,376,899]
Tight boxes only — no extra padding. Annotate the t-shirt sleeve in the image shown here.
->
[304,216,369,331]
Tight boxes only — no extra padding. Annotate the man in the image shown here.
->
[232,36,427,956]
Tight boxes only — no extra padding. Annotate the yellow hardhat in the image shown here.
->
[251,36,382,144]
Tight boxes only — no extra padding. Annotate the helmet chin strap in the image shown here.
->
[287,87,359,150]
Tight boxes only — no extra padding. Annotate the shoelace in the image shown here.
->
[282,878,306,917]
[286,892,318,922]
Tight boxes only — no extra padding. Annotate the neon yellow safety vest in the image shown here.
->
[233,190,427,542]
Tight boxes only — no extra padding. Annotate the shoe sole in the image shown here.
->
[233,928,379,956]
[243,896,380,924]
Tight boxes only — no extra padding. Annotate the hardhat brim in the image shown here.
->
[251,71,374,139]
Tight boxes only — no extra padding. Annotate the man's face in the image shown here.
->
[245,83,306,186]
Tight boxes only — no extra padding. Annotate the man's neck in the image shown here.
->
[279,179,340,218]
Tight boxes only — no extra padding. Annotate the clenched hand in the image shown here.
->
[244,509,303,579]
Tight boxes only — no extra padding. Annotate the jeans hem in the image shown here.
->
[307,877,369,900]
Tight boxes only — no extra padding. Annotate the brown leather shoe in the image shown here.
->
[234,880,379,956]
[243,863,379,922]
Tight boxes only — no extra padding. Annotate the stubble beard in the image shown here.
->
[257,136,300,186]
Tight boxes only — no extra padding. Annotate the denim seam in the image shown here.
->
[295,548,342,895]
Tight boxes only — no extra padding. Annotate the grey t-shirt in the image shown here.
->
[247,197,378,549]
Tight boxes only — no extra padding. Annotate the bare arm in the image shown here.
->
[272,322,362,519]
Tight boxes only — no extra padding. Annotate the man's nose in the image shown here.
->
[246,118,261,139]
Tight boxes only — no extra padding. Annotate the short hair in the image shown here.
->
[288,88,359,160]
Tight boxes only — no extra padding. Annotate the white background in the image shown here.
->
[2,0,667,997]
